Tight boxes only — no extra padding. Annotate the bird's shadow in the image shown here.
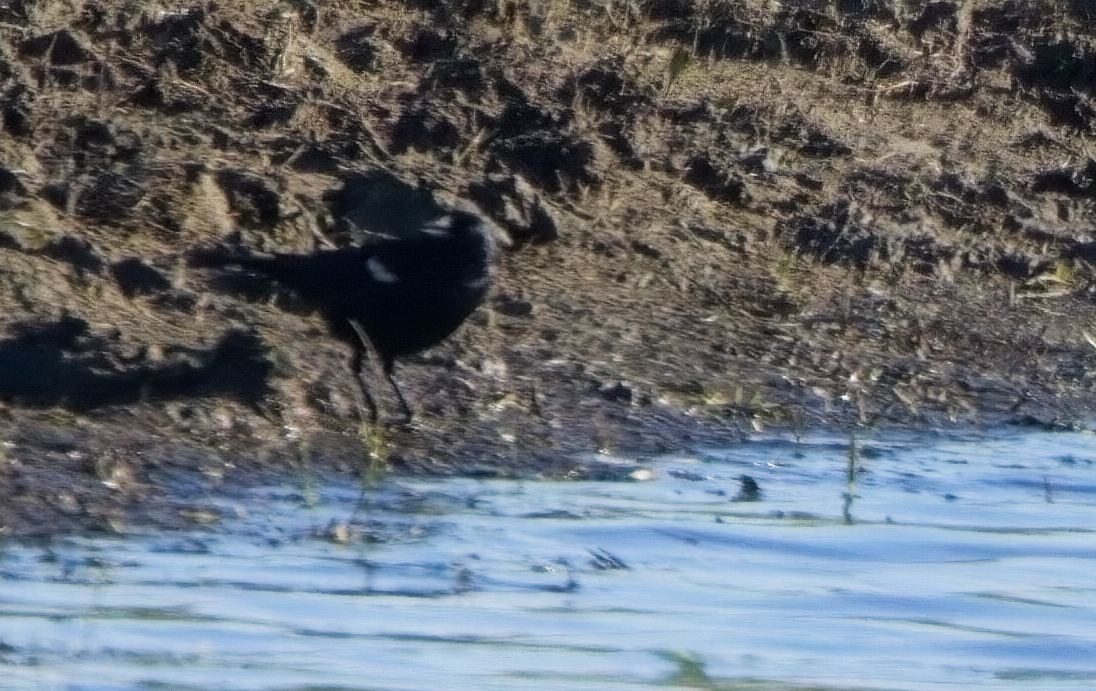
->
[0,316,272,411]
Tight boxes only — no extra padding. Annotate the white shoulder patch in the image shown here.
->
[366,256,399,284]
[421,215,454,236]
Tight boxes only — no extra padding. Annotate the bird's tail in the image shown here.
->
[187,244,265,269]
[187,244,325,301]
[190,244,313,279]
[186,244,289,297]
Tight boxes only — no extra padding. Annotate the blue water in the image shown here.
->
[1,430,1094,689]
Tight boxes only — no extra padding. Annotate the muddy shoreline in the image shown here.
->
[2,1,1096,536]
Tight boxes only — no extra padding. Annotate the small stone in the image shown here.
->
[597,381,634,404]
[494,295,534,318]
[733,475,762,502]
[326,520,354,544]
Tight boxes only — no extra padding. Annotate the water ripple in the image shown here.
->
[1,429,1095,689]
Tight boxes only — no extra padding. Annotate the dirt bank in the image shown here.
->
[1,0,1095,536]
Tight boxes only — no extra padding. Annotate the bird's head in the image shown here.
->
[421,209,480,237]
[422,207,513,252]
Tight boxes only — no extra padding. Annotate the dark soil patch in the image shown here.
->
[1,0,1095,536]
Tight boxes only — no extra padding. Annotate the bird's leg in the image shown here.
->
[347,320,390,468]
[347,319,412,425]
[349,340,378,423]
[382,361,413,425]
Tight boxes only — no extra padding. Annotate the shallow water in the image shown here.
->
[1,430,1095,690]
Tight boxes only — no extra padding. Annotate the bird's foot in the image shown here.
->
[379,411,414,428]
[358,419,390,468]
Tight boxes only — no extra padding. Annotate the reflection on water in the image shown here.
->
[1,430,1095,689]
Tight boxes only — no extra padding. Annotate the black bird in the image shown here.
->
[190,209,497,423]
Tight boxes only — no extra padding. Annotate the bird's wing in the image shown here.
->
[358,235,445,287]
